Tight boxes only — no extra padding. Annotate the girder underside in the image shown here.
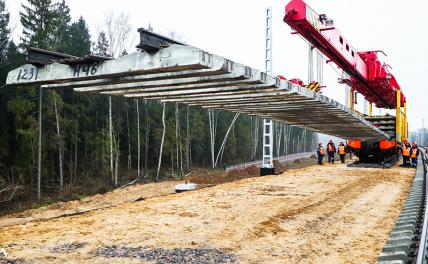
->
[6,44,387,139]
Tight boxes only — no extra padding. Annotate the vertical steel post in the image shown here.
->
[262,7,274,173]
[363,99,368,115]
[369,102,373,116]
[316,51,323,85]
[343,71,350,108]
[349,89,354,111]
[404,102,407,139]
[37,86,42,201]
[308,46,313,83]
[396,89,401,142]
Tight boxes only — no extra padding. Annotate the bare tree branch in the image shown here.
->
[104,12,132,58]
[0,185,24,203]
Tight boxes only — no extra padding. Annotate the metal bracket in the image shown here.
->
[26,47,78,66]
[137,28,186,52]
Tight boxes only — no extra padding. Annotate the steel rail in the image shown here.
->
[415,149,428,264]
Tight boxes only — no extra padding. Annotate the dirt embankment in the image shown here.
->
[0,161,415,263]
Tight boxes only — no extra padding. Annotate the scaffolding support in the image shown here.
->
[261,6,274,175]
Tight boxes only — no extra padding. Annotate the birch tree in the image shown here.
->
[208,109,217,168]
[156,102,166,182]
[136,99,141,178]
[53,92,63,191]
[214,113,240,167]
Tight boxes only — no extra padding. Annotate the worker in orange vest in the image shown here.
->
[410,142,420,167]
[317,143,326,165]
[401,140,411,167]
[326,140,336,163]
[337,142,346,163]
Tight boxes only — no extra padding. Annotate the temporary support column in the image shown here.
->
[261,6,275,176]
[396,89,401,142]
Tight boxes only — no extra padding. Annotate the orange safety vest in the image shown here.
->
[411,149,418,158]
[402,147,410,157]
[319,147,325,155]
[328,144,334,152]
[338,146,346,155]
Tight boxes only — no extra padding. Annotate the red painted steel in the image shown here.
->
[347,139,361,149]
[379,139,397,150]
[284,0,405,109]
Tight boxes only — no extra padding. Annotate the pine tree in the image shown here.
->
[20,0,57,49]
[66,17,91,56]
[94,31,109,56]
[51,0,71,52]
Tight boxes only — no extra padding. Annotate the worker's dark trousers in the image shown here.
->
[412,158,418,167]
[327,152,335,163]
[340,154,345,163]
[318,154,324,164]
[403,156,410,167]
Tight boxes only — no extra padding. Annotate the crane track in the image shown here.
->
[377,149,428,264]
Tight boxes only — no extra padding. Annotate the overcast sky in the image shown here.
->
[5,0,428,132]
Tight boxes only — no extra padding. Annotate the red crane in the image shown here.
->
[283,0,405,109]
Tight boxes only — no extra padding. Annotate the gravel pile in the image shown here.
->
[95,246,238,263]
[0,259,25,264]
[50,242,86,253]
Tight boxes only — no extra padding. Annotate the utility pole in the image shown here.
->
[261,6,274,176]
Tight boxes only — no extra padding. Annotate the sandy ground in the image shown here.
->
[0,162,415,263]
[0,181,178,228]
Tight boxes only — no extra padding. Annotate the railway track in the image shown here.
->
[348,154,400,169]
[377,148,428,263]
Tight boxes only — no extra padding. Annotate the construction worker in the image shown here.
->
[317,143,326,165]
[326,140,336,163]
[410,142,420,167]
[338,142,346,163]
[401,140,411,167]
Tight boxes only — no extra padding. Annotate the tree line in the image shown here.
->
[0,0,317,202]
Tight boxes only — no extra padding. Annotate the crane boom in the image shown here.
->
[284,0,405,109]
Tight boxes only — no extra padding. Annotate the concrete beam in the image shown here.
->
[5,44,388,139]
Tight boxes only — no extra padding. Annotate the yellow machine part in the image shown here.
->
[305,81,321,92]
[395,90,407,142]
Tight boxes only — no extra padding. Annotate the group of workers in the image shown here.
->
[316,140,348,165]
[401,140,420,167]
[316,139,421,167]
